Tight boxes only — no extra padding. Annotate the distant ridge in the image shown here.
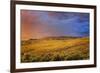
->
[27,36,83,41]
[41,36,79,40]
[22,36,88,41]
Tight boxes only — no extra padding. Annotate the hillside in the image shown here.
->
[21,37,89,62]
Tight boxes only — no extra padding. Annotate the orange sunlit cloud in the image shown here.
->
[21,10,56,40]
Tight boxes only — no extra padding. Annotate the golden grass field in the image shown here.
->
[21,37,89,62]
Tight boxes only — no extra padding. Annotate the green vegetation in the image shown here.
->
[21,37,89,63]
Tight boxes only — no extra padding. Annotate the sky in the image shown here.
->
[21,10,90,40]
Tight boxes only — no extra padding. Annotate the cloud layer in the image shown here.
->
[21,10,89,40]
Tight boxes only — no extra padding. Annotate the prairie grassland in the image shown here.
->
[21,37,89,62]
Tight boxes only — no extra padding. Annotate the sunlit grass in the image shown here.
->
[21,37,89,62]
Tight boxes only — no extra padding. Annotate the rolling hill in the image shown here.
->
[21,36,89,62]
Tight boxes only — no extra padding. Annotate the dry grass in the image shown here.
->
[21,37,89,62]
